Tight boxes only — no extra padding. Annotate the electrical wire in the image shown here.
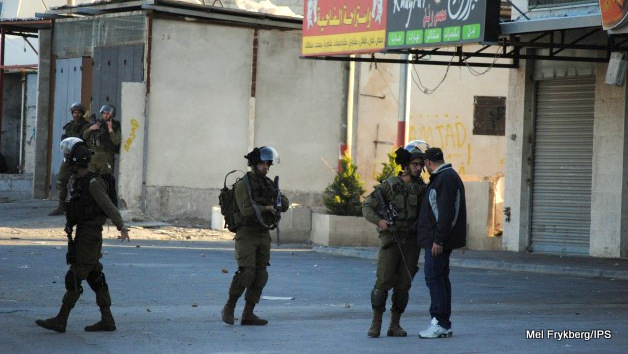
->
[376,64,399,104]
[463,47,504,76]
[411,54,454,94]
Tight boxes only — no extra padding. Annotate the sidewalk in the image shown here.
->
[2,198,627,281]
[313,245,628,280]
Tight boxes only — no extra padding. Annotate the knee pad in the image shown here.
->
[236,267,256,289]
[371,288,388,310]
[64,270,83,294]
[86,270,108,292]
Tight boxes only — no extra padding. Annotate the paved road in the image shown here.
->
[1,235,627,353]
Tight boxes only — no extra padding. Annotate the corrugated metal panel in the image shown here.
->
[92,44,144,118]
[530,77,595,255]
[50,58,84,197]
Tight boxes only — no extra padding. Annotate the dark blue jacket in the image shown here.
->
[417,163,467,249]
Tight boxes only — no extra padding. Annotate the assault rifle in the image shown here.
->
[374,188,413,281]
[273,176,281,246]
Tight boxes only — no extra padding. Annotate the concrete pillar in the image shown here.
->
[590,65,627,257]
[117,82,146,211]
[33,29,52,199]
[502,57,535,252]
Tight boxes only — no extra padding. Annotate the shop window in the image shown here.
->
[473,96,506,136]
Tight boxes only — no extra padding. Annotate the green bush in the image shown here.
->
[323,155,365,216]
[375,151,401,183]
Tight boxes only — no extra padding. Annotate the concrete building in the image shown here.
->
[351,57,509,249]
[33,0,346,231]
[502,1,628,257]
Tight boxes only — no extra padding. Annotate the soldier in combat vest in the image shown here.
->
[362,140,428,337]
[221,146,289,326]
[35,137,129,333]
[83,104,121,175]
[49,103,91,216]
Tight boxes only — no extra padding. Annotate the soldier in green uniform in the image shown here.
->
[221,146,289,326]
[36,137,129,333]
[362,140,428,338]
[49,103,90,216]
[83,104,121,175]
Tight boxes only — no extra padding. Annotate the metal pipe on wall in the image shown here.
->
[0,27,5,144]
[18,71,26,174]
[397,53,410,147]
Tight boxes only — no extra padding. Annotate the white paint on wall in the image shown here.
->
[118,82,146,210]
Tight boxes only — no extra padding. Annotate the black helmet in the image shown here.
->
[69,102,86,114]
[60,137,92,168]
[394,140,430,168]
[245,146,280,166]
[99,104,116,118]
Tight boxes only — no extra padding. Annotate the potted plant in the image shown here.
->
[311,156,376,247]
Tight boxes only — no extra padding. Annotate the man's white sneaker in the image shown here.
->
[418,317,452,339]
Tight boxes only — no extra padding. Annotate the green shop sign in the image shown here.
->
[385,0,500,50]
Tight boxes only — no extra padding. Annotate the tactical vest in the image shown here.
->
[92,120,121,153]
[383,176,422,229]
[245,171,279,227]
[66,172,105,225]
[62,120,89,140]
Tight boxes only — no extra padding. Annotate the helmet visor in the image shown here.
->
[404,140,430,154]
[60,137,83,157]
[259,147,280,164]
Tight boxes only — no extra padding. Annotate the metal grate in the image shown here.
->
[530,77,595,255]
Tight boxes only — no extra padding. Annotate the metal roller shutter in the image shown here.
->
[530,77,594,255]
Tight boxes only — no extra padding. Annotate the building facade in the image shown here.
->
[503,0,628,257]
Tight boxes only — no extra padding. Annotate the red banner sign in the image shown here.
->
[302,0,387,56]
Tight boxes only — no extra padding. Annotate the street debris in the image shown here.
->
[261,296,294,301]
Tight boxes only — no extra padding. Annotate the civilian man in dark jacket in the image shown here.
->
[416,147,466,339]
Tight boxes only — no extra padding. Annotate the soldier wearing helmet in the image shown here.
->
[36,137,129,334]
[83,104,121,175]
[49,102,91,216]
[361,140,429,338]
[221,146,289,326]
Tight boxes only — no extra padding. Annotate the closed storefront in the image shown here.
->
[530,77,595,254]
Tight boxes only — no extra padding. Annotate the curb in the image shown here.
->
[312,246,628,280]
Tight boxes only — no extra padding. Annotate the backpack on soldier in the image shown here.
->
[218,170,244,232]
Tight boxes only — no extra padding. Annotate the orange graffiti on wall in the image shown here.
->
[409,117,469,174]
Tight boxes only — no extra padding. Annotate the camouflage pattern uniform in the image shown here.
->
[50,118,90,215]
[83,119,121,175]
[362,175,425,337]
[222,170,289,325]
[36,171,126,333]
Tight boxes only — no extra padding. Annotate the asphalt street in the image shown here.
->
[1,235,628,353]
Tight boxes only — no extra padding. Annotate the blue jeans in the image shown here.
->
[424,247,453,329]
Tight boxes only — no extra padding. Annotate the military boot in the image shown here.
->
[240,302,267,326]
[35,304,71,333]
[367,309,384,338]
[221,296,238,325]
[48,200,66,216]
[387,311,407,337]
[84,307,116,332]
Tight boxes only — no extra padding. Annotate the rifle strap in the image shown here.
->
[243,173,273,229]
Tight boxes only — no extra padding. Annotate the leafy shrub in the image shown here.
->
[323,155,365,216]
